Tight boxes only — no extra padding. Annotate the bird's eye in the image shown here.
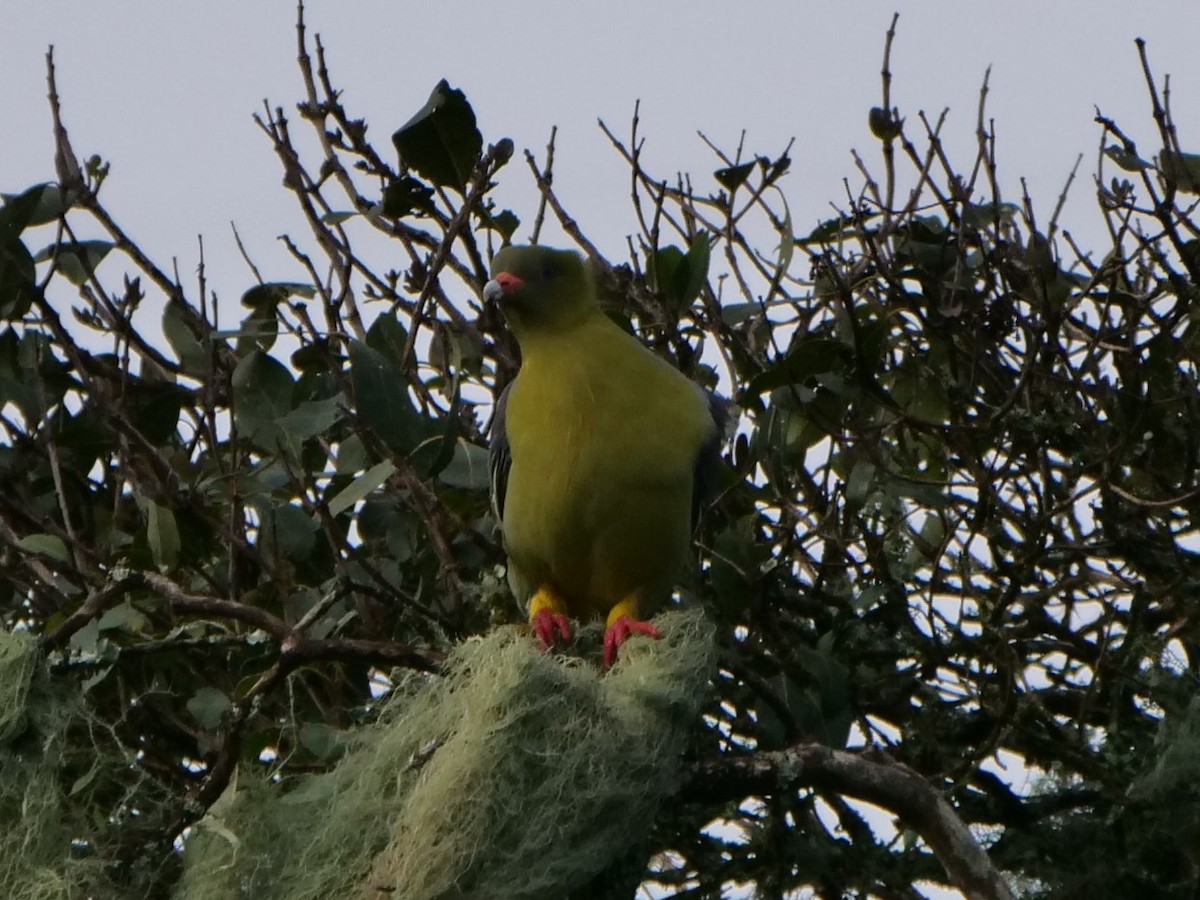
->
[541,263,557,280]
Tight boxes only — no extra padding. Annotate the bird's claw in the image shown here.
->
[603,616,662,668]
[531,608,573,650]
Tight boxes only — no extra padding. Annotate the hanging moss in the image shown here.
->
[175,608,715,900]
[0,630,111,900]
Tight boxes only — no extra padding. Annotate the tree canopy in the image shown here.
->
[3,12,1200,899]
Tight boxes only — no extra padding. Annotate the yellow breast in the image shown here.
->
[501,315,713,618]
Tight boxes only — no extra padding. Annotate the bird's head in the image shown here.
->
[483,245,596,340]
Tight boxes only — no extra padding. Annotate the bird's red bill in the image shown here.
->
[493,271,524,293]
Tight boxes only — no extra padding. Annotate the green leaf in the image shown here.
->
[0,236,40,319]
[0,183,68,236]
[759,397,825,460]
[69,619,102,656]
[50,405,115,476]
[257,501,318,563]
[1024,231,1057,281]
[131,383,186,445]
[853,584,887,612]
[327,459,395,518]
[790,641,853,748]
[147,501,180,571]
[239,459,292,495]
[241,282,315,309]
[1105,144,1152,172]
[335,433,369,474]
[428,320,485,377]
[187,686,232,730]
[796,214,858,246]
[890,364,949,424]
[348,340,423,452]
[488,209,520,241]
[961,201,1021,230]
[392,79,482,193]
[228,305,279,354]
[884,477,949,510]
[845,460,876,507]
[895,217,956,277]
[378,176,436,219]
[387,515,418,565]
[0,328,34,415]
[719,302,760,327]
[761,153,791,182]
[438,440,490,490]
[650,245,684,300]
[278,396,342,443]
[715,161,754,192]
[97,600,148,635]
[366,311,412,368]
[773,199,794,284]
[743,338,853,397]
[11,332,72,422]
[34,239,115,286]
[16,533,70,563]
[680,232,711,306]
[914,513,947,557]
[1159,149,1200,195]
[162,300,208,377]
[358,497,400,543]
[648,234,710,309]
[290,340,332,374]
[231,350,296,451]
[868,106,903,141]
[1181,239,1200,275]
[708,516,771,616]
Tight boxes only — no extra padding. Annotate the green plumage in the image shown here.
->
[486,246,720,660]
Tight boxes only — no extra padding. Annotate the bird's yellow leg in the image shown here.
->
[603,594,662,668]
[529,585,572,650]
[604,594,642,630]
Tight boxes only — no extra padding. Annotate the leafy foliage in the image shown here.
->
[2,14,1200,900]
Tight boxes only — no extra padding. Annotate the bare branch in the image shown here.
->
[690,745,1015,900]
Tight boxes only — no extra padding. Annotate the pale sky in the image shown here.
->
[4,4,1199,898]
[5,1,1199,302]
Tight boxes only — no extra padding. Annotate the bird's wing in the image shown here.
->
[692,393,730,532]
[489,382,513,523]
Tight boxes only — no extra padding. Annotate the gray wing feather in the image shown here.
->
[692,393,730,531]
[489,383,513,523]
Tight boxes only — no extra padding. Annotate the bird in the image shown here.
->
[484,244,724,667]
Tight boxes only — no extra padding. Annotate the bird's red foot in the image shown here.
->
[531,608,573,650]
[603,616,662,668]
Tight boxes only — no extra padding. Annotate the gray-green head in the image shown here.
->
[483,245,596,339]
